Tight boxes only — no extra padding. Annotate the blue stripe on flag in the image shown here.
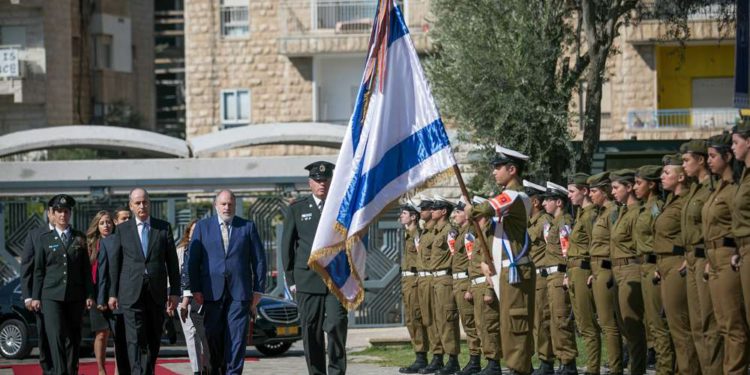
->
[325,251,352,289]
[336,118,451,228]
[350,83,368,152]
[388,4,409,47]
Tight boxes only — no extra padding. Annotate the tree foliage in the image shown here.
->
[426,0,583,190]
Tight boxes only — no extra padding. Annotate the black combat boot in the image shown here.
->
[532,360,555,375]
[436,355,460,375]
[554,360,578,375]
[400,352,429,374]
[455,355,482,375]
[418,354,444,374]
[477,359,502,375]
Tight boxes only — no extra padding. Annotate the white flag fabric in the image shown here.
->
[308,0,456,310]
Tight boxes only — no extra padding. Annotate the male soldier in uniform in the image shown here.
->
[523,181,555,375]
[399,201,430,374]
[471,146,535,375]
[587,172,623,374]
[428,196,462,374]
[566,173,601,375]
[468,197,502,375]
[416,198,445,374]
[282,161,348,375]
[541,182,577,374]
[450,199,482,375]
[21,201,54,375]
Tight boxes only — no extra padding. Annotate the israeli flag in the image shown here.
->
[308,0,456,310]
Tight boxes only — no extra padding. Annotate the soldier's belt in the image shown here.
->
[471,276,487,285]
[452,272,469,280]
[567,259,591,270]
[738,236,750,249]
[433,269,451,277]
[418,271,432,277]
[705,237,736,251]
[501,256,531,268]
[401,271,417,277]
[693,246,706,258]
[612,256,642,267]
[642,254,658,264]
[671,245,686,255]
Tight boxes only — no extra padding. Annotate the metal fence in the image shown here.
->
[627,108,739,130]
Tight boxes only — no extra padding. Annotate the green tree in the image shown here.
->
[426,0,585,189]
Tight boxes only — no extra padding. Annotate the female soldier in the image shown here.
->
[704,133,748,374]
[654,154,699,375]
[86,210,114,375]
[633,165,674,375]
[680,140,722,374]
[731,120,750,335]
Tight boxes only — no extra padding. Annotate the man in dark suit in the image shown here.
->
[189,189,267,375]
[97,208,131,375]
[108,188,180,375]
[282,161,348,375]
[31,194,94,375]
[21,202,54,375]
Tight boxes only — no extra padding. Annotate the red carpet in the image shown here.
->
[0,357,260,375]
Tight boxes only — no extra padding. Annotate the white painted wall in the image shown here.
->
[90,13,132,73]
[315,55,366,124]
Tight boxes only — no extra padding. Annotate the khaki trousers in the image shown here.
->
[546,272,577,364]
[612,262,647,375]
[471,282,501,361]
[432,275,460,355]
[402,276,428,353]
[417,275,443,355]
[498,264,535,374]
[533,273,553,363]
[591,259,623,373]
[686,253,723,374]
[657,255,700,375]
[453,278,481,356]
[568,265,601,374]
[640,261,674,375]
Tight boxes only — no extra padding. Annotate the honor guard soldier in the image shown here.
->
[523,180,555,375]
[427,195,461,375]
[653,154,700,374]
[703,133,748,374]
[399,201,430,374]
[540,182,578,374]
[417,197,445,374]
[282,161,349,375]
[633,165,674,375]
[467,196,503,375]
[31,195,94,375]
[609,169,648,375]
[731,120,750,344]
[587,172,623,374]
[566,173,601,375]
[679,140,722,374]
[471,145,535,375]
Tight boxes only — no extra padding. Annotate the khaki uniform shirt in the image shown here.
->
[732,169,750,239]
[702,179,737,245]
[610,202,639,259]
[590,201,618,257]
[681,179,711,251]
[418,222,435,271]
[473,184,530,258]
[429,219,454,271]
[634,195,663,255]
[402,226,419,273]
[544,213,573,265]
[529,211,553,266]
[451,224,471,274]
[653,192,687,254]
[568,204,596,259]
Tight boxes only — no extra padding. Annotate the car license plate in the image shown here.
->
[276,326,299,336]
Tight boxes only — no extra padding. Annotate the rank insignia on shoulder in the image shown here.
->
[301,213,313,221]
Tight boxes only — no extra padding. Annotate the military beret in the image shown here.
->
[568,172,590,186]
[491,145,529,167]
[679,139,707,155]
[418,197,434,210]
[522,180,546,197]
[662,153,683,166]
[707,132,732,150]
[635,165,662,181]
[431,195,454,209]
[305,161,335,180]
[587,172,610,188]
[733,117,750,134]
[610,169,636,184]
[49,194,76,210]
[543,181,568,200]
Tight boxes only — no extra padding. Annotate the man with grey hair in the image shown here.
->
[189,189,267,375]
[108,187,180,375]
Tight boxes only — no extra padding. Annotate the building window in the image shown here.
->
[221,0,249,37]
[0,26,26,47]
[94,34,113,69]
[221,89,250,128]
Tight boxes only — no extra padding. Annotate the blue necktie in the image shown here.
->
[141,223,149,257]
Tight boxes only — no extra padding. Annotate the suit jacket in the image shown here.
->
[188,216,267,302]
[21,225,52,300]
[32,229,93,301]
[108,217,180,307]
[281,195,327,294]
[97,236,114,309]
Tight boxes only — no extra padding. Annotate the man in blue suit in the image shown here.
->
[188,189,267,375]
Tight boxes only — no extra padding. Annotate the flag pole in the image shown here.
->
[452,164,495,270]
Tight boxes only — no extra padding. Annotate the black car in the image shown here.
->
[0,278,301,359]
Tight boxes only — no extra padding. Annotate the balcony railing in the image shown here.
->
[279,0,427,36]
[640,0,733,21]
[627,108,739,130]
